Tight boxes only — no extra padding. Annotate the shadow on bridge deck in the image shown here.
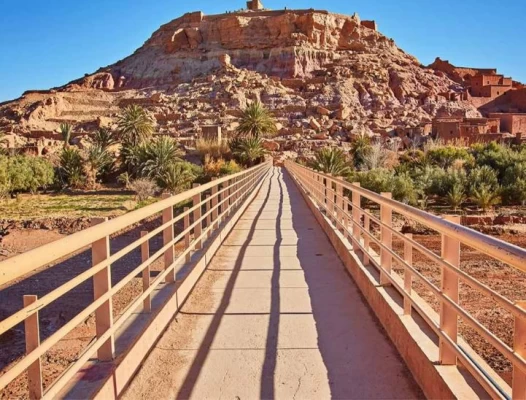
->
[122,167,423,399]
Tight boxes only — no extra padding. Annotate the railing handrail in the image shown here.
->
[289,162,526,274]
[0,162,271,287]
[285,160,526,399]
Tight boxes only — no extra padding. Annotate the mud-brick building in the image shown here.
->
[469,73,513,97]
[433,117,503,144]
[488,113,526,136]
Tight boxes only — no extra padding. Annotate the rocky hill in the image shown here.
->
[0,8,480,155]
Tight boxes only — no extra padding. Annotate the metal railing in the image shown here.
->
[286,160,526,400]
[0,161,271,399]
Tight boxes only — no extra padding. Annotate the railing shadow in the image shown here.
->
[0,218,165,371]
[175,169,276,400]
[282,169,423,399]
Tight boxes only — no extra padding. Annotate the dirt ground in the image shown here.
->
[0,222,524,397]
[0,219,185,399]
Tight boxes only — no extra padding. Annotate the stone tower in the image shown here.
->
[246,0,263,11]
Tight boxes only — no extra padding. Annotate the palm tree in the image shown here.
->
[349,133,372,169]
[84,145,113,188]
[236,101,277,138]
[310,148,352,176]
[140,136,183,179]
[93,128,117,150]
[446,183,466,211]
[232,136,266,167]
[117,105,154,146]
[161,162,198,194]
[60,123,73,147]
[472,184,501,213]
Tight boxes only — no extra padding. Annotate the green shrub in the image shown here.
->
[392,172,418,205]
[59,147,85,188]
[427,167,467,198]
[470,142,526,178]
[140,136,183,180]
[471,184,501,212]
[356,168,395,194]
[446,183,466,211]
[425,146,474,169]
[309,148,352,176]
[220,160,243,175]
[231,136,266,167]
[502,162,526,205]
[161,162,200,194]
[468,165,499,196]
[0,154,55,196]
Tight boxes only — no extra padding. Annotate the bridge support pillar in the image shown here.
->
[439,215,460,365]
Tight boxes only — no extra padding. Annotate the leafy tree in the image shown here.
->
[309,148,352,176]
[471,184,501,213]
[60,123,73,147]
[236,101,277,138]
[232,136,266,167]
[117,105,154,146]
[470,142,526,179]
[446,183,466,211]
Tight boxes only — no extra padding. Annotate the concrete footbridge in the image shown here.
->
[0,162,525,399]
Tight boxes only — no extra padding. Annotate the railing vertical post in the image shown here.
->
[184,207,191,263]
[513,301,526,399]
[380,193,392,286]
[363,209,370,265]
[140,231,151,313]
[404,233,413,315]
[335,177,343,231]
[91,217,114,361]
[206,195,212,238]
[161,194,175,283]
[439,215,460,365]
[212,178,219,229]
[23,295,43,400]
[193,184,202,250]
[352,183,361,251]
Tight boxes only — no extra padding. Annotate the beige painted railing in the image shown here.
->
[286,160,526,400]
[0,161,271,399]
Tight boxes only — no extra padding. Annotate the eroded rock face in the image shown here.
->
[0,8,480,157]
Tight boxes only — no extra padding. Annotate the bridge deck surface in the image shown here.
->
[123,167,422,399]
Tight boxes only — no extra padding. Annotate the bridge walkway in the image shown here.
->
[122,167,422,399]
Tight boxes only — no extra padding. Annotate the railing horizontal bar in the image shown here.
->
[0,163,270,287]
[290,163,526,273]
[0,165,269,392]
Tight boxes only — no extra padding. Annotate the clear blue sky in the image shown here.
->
[1,0,525,102]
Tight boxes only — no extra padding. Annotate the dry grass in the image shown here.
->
[0,193,140,220]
